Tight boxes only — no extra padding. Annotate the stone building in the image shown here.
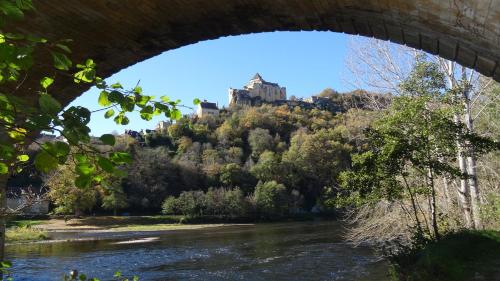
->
[156,121,171,132]
[229,73,286,106]
[197,100,219,118]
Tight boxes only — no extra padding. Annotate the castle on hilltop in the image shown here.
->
[228,73,287,107]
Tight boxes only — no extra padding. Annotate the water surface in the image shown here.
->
[8,221,389,281]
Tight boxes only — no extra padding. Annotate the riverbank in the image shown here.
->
[7,214,328,243]
[390,230,500,281]
[6,216,258,244]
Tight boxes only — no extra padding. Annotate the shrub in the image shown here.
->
[254,181,289,218]
[161,196,178,215]
[6,226,48,242]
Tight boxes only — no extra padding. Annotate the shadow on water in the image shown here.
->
[7,221,389,281]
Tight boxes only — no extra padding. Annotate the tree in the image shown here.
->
[337,60,497,240]
[124,147,181,211]
[46,163,98,216]
[254,181,288,218]
[250,151,281,183]
[219,163,255,192]
[248,128,274,157]
[100,178,128,216]
[345,36,499,230]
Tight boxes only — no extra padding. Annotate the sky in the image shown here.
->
[68,31,352,136]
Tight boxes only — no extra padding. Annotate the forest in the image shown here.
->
[30,90,382,219]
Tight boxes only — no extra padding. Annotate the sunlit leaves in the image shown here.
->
[104,109,115,119]
[7,127,26,141]
[74,59,96,83]
[114,113,129,125]
[16,154,28,162]
[0,163,8,174]
[98,91,111,106]
[193,98,201,105]
[110,82,122,89]
[109,152,132,164]
[170,108,181,120]
[40,76,54,89]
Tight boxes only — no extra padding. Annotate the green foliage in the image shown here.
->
[6,226,47,242]
[0,2,181,194]
[389,231,500,281]
[162,187,250,218]
[254,181,288,218]
[248,128,274,157]
[47,161,98,215]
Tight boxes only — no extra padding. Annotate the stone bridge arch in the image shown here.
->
[11,0,500,105]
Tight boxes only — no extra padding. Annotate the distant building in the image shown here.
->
[197,100,219,118]
[229,73,287,107]
[156,121,171,131]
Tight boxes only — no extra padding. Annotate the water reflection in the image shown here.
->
[8,221,389,281]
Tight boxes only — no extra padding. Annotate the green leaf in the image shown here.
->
[0,163,8,174]
[98,91,111,106]
[40,77,54,89]
[97,156,114,173]
[171,109,181,120]
[55,43,71,53]
[193,98,201,105]
[8,127,27,141]
[75,175,92,189]
[51,51,72,71]
[74,154,87,163]
[39,93,61,115]
[114,271,122,278]
[110,152,132,164]
[160,96,170,103]
[110,82,122,89]
[134,86,142,94]
[34,151,58,173]
[0,261,12,268]
[0,144,14,159]
[76,163,94,175]
[104,109,115,119]
[74,68,95,83]
[17,154,29,162]
[114,114,129,125]
[99,134,115,146]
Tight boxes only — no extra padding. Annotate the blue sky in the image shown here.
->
[69,31,351,136]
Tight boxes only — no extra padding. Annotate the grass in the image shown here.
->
[109,223,226,232]
[6,226,48,242]
[390,230,500,281]
[7,219,45,228]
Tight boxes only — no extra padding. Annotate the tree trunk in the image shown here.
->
[428,168,440,240]
[463,93,483,229]
[446,62,474,229]
[455,113,474,229]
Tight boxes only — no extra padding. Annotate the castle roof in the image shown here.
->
[249,73,279,87]
[252,73,263,80]
[199,101,218,110]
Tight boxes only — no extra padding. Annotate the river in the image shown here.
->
[7,221,389,281]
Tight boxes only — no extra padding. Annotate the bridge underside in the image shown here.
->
[9,0,500,105]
